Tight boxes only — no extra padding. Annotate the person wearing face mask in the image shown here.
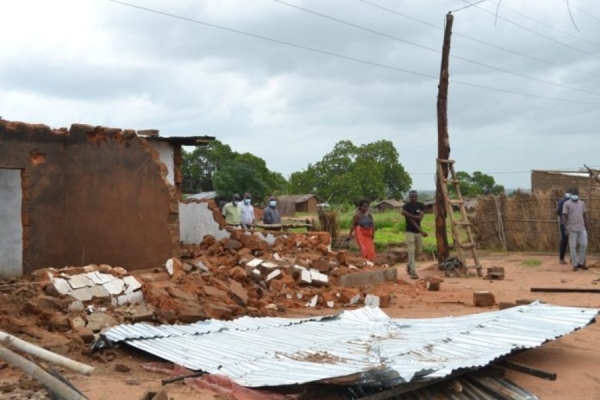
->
[240,192,255,230]
[562,188,589,271]
[556,189,572,265]
[222,194,242,228]
[262,196,281,225]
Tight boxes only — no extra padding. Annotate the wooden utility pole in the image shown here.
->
[435,12,454,264]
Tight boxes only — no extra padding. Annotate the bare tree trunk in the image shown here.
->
[435,12,454,265]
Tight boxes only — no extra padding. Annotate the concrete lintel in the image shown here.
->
[340,267,398,287]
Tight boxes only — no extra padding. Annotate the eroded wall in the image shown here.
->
[148,141,175,186]
[179,201,230,243]
[0,120,178,273]
[0,169,23,278]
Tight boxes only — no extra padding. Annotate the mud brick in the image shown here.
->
[473,291,496,307]
[229,281,249,305]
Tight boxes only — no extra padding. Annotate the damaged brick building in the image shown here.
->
[0,119,214,278]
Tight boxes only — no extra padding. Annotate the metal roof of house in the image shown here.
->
[144,135,215,146]
[277,194,320,203]
[375,200,404,208]
[103,303,597,388]
[187,191,217,200]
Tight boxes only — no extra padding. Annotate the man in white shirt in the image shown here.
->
[240,192,255,230]
[562,188,589,271]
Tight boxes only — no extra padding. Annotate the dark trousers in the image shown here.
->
[559,223,569,260]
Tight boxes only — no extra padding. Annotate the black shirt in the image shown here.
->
[403,202,424,233]
[557,197,569,218]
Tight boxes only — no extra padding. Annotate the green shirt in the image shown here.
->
[222,202,242,225]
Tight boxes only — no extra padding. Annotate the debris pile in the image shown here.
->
[37,265,144,306]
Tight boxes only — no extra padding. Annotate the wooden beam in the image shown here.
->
[498,360,557,381]
[530,287,600,293]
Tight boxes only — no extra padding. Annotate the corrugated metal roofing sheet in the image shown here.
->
[103,302,597,388]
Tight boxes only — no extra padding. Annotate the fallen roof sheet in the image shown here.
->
[103,302,597,388]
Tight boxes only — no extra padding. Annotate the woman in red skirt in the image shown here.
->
[348,199,376,260]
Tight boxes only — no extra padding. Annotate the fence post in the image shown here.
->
[495,196,507,251]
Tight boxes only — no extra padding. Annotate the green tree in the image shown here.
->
[449,171,505,197]
[289,140,411,203]
[181,141,234,193]
[212,161,267,201]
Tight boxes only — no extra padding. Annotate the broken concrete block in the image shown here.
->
[293,264,307,272]
[261,262,279,270]
[103,279,125,296]
[364,294,380,307]
[123,276,143,294]
[68,300,85,312]
[52,278,71,295]
[309,269,328,286]
[117,291,144,306]
[266,269,282,282]
[326,301,335,308]
[251,269,262,278]
[300,270,312,284]
[305,295,318,308]
[296,293,303,300]
[66,274,93,289]
[89,285,111,298]
[70,287,94,302]
[246,259,263,268]
[474,291,496,307]
[130,305,155,323]
[265,304,278,310]
[69,316,86,330]
[274,253,282,261]
[340,268,398,287]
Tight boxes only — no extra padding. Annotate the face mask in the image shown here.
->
[232,201,238,206]
[565,193,571,198]
[269,201,276,207]
[571,195,579,201]
[244,198,251,205]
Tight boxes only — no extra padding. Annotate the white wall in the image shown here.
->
[0,169,23,279]
[179,201,230,244]
[149,142,175,186]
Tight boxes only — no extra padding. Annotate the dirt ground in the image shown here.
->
[1,251,599,400]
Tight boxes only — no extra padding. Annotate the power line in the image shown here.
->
[570,2,600,25]
[106,0,600,105]
[274,0,600,97]
[359,0,600,78]
[485,0,600,48]
[410,165,600,176]
[461,0,600,60]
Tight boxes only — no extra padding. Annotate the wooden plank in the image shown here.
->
[530,287,600,293]
[498,360,557,381]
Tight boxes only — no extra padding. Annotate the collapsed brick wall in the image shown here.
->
[531,171,589,193]
[0,120,180,274]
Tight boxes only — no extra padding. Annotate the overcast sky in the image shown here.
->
[1,0,599,190]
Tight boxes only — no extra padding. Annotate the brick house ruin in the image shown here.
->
[531,170,590,193]
[0,119,218,278]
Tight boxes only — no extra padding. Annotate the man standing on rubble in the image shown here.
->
[263,196,281,225]
[402,190,428,280]
[557,189,571,265]
[562,188,589,271]
[240,192,255,230]
[222,194,242,228]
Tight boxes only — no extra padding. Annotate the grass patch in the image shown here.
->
[521,259,543,267]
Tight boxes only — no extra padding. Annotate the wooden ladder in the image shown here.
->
[437,159,482,277]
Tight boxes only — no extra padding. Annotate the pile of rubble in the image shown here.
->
[0,230,418,356]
